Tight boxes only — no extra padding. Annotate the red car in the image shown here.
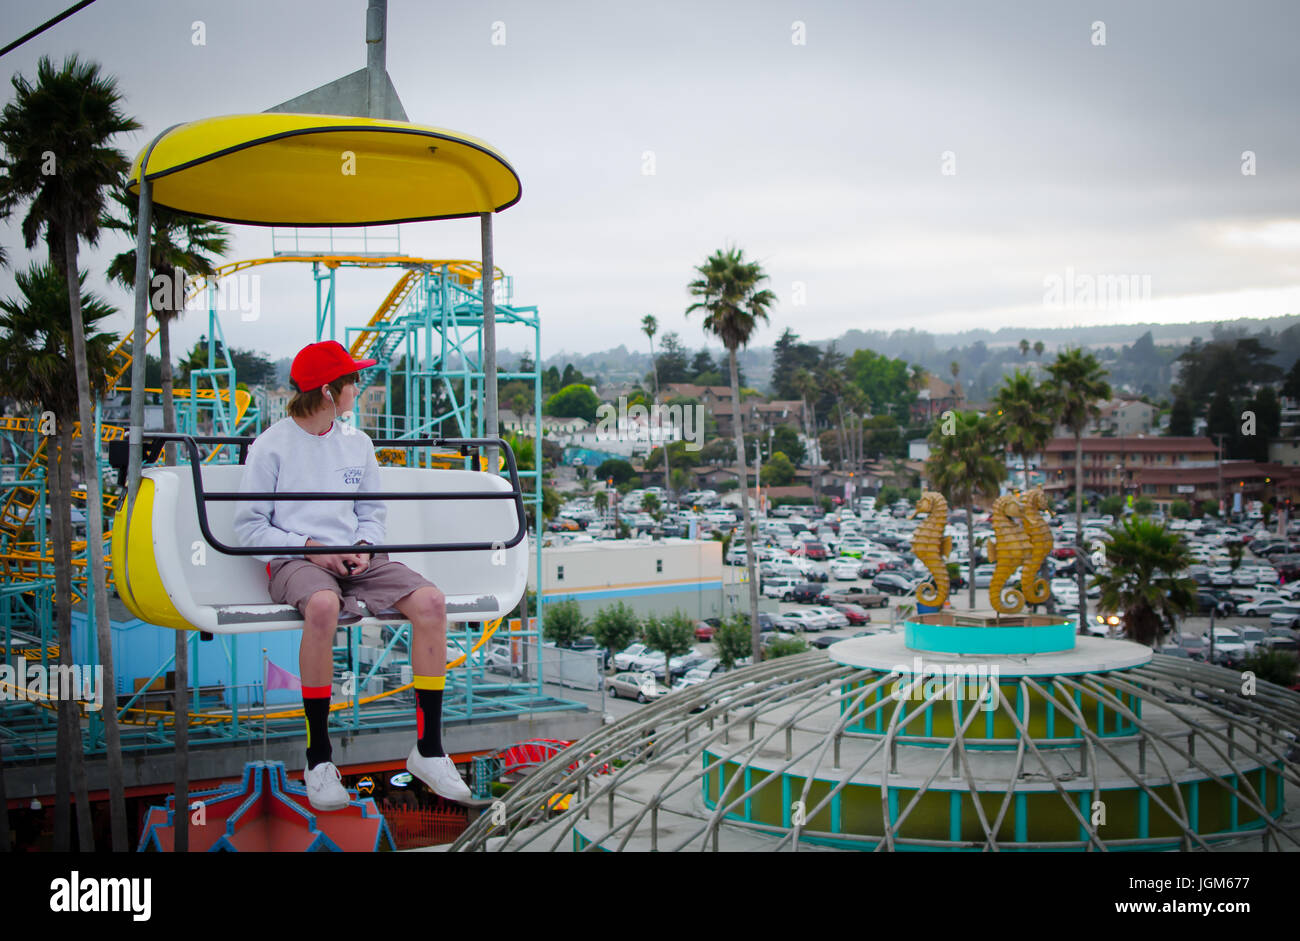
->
[1051,547,1076,559]
[803,542,829,561]
[694,620,716,641]
[831,603,871,625]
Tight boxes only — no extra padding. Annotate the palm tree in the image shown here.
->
[1090,518,1195,647]
[0,264,118,849]
[993,370,1055,490]
[104,189,229,463]
[793,366,820,496]
[926,410,1006,608]
[687,246,776,660]
[1033,340,1045,359]
[641,314,671,499]
[1019,339,1030,358]
[0,54,139,851]
[1045,349,1111,629]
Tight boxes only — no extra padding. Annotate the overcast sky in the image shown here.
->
[1,0,1298,363]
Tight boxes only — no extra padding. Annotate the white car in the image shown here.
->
[806,605,849,629]
[776,610,826,632]
[1237,627,1268,652]
[613,642,655,672]
[1237,597,1294,617]
[761,576,804,601]
[1208,629,1247,660]
[830,557,863,580]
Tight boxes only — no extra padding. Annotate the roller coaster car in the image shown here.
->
[110,436,528,634]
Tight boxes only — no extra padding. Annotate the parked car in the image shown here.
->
[830,602,871,625]
[613,642,655,672]
[1197,591,1236,616]
[761,576,804,601]
[1177,634,1208,661]
[819,587,889,608]
[872,572,917,595]
[694,620,716,642]
[830,557,864,580]
[806,605,850,629]
[605,671,668,703]
[775,610,826,632]
[792,582,826,604]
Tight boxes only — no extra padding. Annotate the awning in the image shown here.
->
[127,112,520,226]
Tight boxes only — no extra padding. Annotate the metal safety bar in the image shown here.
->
[117,433,528,556]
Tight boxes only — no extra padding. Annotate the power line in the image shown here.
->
[0,0,100,60]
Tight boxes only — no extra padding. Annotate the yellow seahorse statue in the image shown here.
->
[987,493,1030,614]
[909,491,952,608]
[1019,488,1053,605]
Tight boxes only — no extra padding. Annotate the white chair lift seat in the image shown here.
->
[112,463,528,634]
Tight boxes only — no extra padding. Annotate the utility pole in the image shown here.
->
[1214,432,1227,519]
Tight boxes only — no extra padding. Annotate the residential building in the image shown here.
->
[1042,436,1217,497]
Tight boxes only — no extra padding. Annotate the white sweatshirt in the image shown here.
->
[232,416,386,562]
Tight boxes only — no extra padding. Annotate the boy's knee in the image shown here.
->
[409,587,446,625]
[303,590,341,625]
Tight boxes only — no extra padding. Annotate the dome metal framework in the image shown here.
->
[451,647,1300,852]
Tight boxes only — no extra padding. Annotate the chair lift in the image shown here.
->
[110,112,526,635]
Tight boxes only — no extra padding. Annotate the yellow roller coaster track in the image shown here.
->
[104,255,500,393]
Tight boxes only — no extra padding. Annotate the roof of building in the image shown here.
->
[1045,436,1215,454]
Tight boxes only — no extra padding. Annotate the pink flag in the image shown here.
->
[266,659,302,692]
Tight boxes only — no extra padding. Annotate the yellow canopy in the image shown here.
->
[128,113,520,226]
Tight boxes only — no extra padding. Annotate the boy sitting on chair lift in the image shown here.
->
[234,340,471,810]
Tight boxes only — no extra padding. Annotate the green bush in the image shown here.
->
[1099,495,1124,517]
[1242,649,1298,687]
[592,602,640,658]
[1201,499,1218,518]
[714,614,753,669]
[1169,500,1190,519]
[543,599,585,646]
[766,636,809,659]
[642,612,695,676]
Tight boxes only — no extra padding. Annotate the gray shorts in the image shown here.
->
[266,552,437,621]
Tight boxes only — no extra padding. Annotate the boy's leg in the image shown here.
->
[300,589,340,769]
[393,586,448,757]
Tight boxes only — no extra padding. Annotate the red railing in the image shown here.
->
[381,804,470,849]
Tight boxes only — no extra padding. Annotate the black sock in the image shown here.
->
[415,686,445,758]
[303,686,333,769]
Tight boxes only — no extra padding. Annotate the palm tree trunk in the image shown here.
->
[55,421,91,850]
[649,340,671,500]
[730,349,762,662]
[1075,432,1087,629]
[49,425,73,851]
[64,226,128,850]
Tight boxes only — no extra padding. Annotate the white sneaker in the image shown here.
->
[406,745,471,802]
[304,760,349,812]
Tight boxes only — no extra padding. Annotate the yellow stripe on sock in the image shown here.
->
[414,674,445,691]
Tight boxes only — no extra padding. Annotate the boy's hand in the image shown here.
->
[305,538,353,576]
[341,552,369,576]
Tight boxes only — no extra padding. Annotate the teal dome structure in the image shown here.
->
[451,616,1300,852]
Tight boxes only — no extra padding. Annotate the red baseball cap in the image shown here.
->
[291,341,377,390]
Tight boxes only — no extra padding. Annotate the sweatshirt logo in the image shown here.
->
[341,466,363,486]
